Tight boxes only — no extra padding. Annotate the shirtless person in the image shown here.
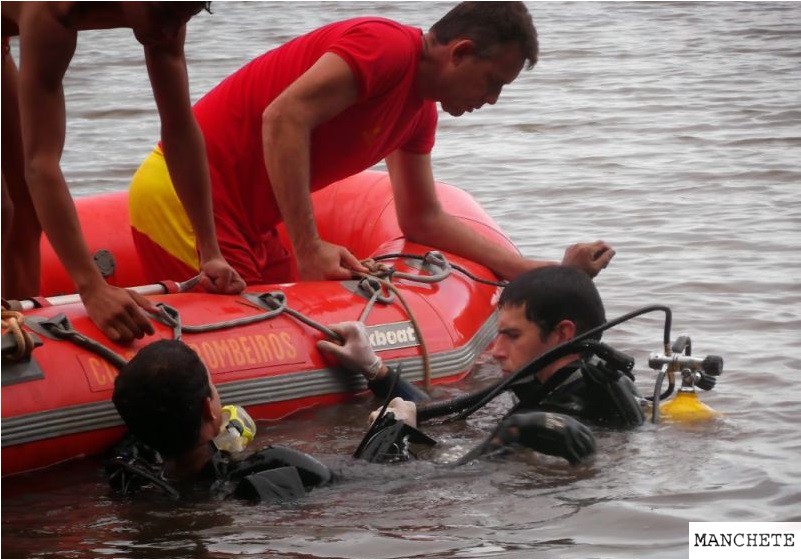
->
[1,2,244,343]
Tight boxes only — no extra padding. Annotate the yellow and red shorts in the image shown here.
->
[129,147,201,283]
[128,147,295,285]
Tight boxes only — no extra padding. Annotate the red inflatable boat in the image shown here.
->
[1,170,515,476]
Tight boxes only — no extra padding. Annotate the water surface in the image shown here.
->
[3,2,800,558]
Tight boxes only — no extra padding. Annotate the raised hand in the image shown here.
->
[368,397,418,428]
[561,241,616,278]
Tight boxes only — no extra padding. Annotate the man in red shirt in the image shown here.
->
[130,2,615,285]
[1,2,245,344]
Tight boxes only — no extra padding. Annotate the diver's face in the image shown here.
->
[492,304,556,374]
[438,42,524,117]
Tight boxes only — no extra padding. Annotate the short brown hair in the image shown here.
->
[113,340,211,458]
[431,2,538,69]
[499,266,606,341]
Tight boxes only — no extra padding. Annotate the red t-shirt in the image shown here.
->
[192,17,438,245]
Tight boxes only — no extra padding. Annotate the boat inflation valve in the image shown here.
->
[93,249,116,278]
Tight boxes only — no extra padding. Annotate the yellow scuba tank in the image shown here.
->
[648,338,723,424]
[659,389,718,423]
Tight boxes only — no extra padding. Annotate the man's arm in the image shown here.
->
[261,53,368,280]
[16,6,156,343]
[143,31,244,294]
[386,150,615,279]
[386,150,550,279]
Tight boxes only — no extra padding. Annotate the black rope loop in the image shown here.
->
[38,314,128,369]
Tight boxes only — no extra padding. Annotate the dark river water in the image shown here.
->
[2,2,800,558]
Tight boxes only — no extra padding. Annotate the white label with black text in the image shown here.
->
[365,322,419,352]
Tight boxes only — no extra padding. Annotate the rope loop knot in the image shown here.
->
[2,310,36,361]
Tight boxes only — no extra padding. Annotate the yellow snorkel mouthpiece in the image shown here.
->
[213,405,257,452]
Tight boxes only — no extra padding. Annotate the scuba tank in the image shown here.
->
[659,390,718,423]
[647,335,723,423]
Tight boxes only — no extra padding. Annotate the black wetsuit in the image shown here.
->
[107,439,332,502]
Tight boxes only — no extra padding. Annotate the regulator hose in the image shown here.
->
[416,383,500,422]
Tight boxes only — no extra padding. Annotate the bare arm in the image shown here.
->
[16,5,156,342]
[386,150,550,279]
[143,31,244,293]
[261,52,368,280]
[386,150,615,279]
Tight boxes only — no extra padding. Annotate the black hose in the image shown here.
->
[416,383,500,422]
[651,369,669,423]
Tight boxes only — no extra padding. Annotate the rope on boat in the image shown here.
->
[357,256,437,392]
[152,251,474,393]
[371,252,507,287]
[2,310,36,361]
[34,313,128,369]
[152,291,290,340]
[158,252,454,393]
[153,291,342,344]
[17,252,503,393]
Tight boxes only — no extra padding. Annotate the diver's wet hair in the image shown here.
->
[499,266,606,340]
[430,2,538,69]
[113,340,211,458]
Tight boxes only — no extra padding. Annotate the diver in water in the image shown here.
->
[108,267,626,498]
[318,265,644,464]
[107,283,599,500]
[110,340,332,502]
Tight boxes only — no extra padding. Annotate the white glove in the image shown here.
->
[317,321,383,380]
[368,397,418,429]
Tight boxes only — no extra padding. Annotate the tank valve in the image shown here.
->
[647,337,724,423]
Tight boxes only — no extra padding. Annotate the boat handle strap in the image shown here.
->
[32,313,128,369]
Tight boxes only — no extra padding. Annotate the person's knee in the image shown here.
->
[4,164,42,238]
[3,193,42,261]
[5,186,41,242]
[22,159,61,195]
